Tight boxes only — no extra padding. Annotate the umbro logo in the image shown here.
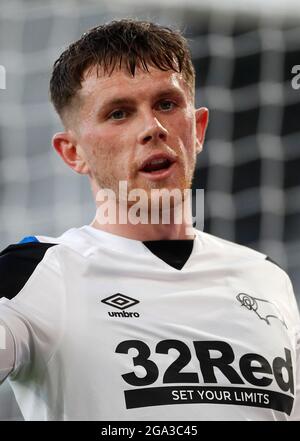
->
[101,293,140,318]
[101,293,139,310]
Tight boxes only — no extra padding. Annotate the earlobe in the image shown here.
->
[195,107,209,153]
[52,132,89,175]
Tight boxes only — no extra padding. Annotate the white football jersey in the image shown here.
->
[0,225,299,420]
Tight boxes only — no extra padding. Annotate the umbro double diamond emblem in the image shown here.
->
[102,293,140,318]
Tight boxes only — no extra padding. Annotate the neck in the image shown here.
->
[90,197,195,241]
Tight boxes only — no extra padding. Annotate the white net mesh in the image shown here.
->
[0,0,300,420]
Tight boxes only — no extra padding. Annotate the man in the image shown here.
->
[0,19,299,421]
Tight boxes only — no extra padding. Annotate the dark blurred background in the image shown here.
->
[0,0,299,420]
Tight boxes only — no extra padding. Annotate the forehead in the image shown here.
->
[78,65,190,108]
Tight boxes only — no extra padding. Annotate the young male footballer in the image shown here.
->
[0,19,299,420]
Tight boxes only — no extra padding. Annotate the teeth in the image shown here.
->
[149,158,168,165]
[142,157,171,172]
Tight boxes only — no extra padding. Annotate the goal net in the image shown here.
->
[0,0,300,420]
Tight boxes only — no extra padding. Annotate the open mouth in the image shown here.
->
[141,158,173,174]
[138,156,176,181]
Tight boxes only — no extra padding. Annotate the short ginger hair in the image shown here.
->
[49,19,195,119]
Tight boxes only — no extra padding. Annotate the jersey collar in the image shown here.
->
[81,225,201,270]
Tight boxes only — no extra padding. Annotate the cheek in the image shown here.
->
[174,114,195,154]
[81,127,130,176]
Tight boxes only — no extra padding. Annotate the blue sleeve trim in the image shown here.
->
[18,236,39,244]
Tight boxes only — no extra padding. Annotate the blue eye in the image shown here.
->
[159,101,175,111]
[110,110,127,120]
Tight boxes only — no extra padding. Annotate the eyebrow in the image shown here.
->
[99,98,135,113]
[97,87,185,115]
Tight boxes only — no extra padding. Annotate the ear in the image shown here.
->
[52,131,89,175]
[195,107,209,154]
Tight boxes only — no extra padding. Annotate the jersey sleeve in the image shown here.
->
[0,241,65,381]
[289,330,300,420]
[284,273,300,420]
[0,319,15,383]
[263,258,300,419]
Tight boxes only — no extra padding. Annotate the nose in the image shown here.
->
[137,114,168,145]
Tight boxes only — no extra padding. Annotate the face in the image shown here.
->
[58,65,208,208]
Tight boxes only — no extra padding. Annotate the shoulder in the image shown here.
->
[0,226,100,300]
[0,237,58,300]
[196,229,284,272]
[196,230,300,320]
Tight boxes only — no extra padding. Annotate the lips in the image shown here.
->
[139,153,176,173]
[137,152,178,182]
